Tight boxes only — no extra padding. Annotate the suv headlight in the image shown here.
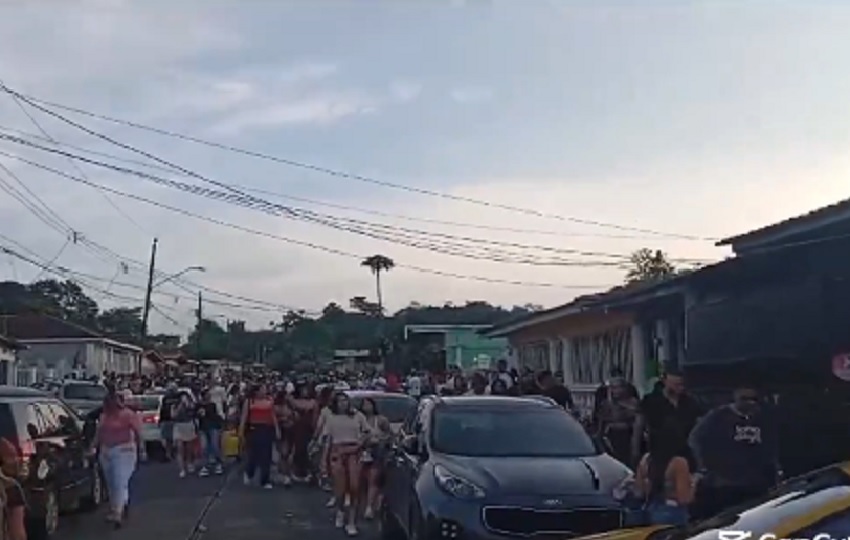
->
[434,465,485,500]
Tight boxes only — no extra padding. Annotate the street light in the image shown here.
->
[153,265,206,288]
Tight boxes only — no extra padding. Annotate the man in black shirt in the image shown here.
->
[630,369,704,468]
[536,370,576,413]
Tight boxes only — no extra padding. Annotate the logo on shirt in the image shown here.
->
[733,425,761,444]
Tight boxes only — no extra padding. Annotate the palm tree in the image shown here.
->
[361,254,395,315]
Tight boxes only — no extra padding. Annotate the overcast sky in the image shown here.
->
[0,1,848,336]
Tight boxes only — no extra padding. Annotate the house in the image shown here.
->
[404,325,509,372]
[0,334,24,386]
[142,350,164,376]
[0,314,142,384]
[485,197,850,414]
[482,288,661,414]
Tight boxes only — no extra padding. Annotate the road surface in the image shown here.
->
[55,462,379,540]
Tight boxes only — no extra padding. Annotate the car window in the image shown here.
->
[39,402,62,436]
[374,396,417,424]
[46,402,79,435]
[431,407,597,457]
[25,404,50,438]
[0,404,17,442]
[63,384,108,401]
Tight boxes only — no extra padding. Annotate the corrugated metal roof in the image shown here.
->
[717,197,850,247]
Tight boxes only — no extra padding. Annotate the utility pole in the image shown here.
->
[195,291,202,374]
[139,238,158,373]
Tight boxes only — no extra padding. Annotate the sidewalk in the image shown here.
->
[200,480,379,540]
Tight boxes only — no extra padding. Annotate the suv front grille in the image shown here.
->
[482,506,622,537]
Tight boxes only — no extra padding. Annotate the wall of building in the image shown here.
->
[510,310,635,345]
[0,347,17,386]
[19,342,87,381]
[443,329,508,371]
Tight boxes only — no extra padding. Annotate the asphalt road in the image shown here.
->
[55,461,379,540]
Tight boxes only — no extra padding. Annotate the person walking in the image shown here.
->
[197,390,225,476]
[94,391,142,528]
[324,392,370,536]
[172,391,198,478]
[239,385,279,489]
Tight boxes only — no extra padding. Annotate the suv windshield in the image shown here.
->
[431,408,597,457]
[63,384,108,401]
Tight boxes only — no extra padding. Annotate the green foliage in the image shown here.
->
[0,278,533,370]
[625,249,677,284]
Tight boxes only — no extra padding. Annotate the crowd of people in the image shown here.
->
[5,360,800,537]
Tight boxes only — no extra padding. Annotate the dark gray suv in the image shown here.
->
[381,396,630,540]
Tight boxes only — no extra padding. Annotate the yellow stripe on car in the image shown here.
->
[769,493,850,537]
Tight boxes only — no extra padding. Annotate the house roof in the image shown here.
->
[144,350,165,363]
[0,314,102,340]
[0,334,24,351]
[482,274,694,339]
[716,197,850,249]
[0,314,141,352]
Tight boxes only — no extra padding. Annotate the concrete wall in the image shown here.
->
[18,341,139,381]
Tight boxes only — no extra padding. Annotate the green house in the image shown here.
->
[404,324,509,371]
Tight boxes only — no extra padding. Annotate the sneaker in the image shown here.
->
[199,467,209,477]
[363,506,374,520]
[344,494,351,508]
[243,473,251,486]
[282,475,292,487]
[179,470,186,478]
[334,510,345,528]
[263,483,273,490]
[345,524,359,536]
[325,496,337,508]
[215,464,224,475]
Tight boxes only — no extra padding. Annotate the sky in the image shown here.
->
[0,0,848,337]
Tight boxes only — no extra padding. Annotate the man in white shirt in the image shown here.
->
[407,373,422,398]
[208,378,228,418]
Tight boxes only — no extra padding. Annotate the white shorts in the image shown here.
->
[173,422,197,442]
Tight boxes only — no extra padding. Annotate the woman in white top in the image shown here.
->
[359,397,391,520]
[323,392,370,536]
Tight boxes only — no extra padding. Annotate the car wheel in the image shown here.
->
[379,503,405,540]
[80,466,103,511]
[28,489,60,540]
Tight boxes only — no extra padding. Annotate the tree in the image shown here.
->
[625,249,676,284]
[97,307,143,338]
[27,279,99,324]
[360,255,395,314]
[349,296,382,317]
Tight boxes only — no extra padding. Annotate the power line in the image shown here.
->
[0,134,713,267]
[0,124,699,242]
[3,85,716,241]
[1,86,150,236]
[0,151,617,290]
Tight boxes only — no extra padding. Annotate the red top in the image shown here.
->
[247,398,276,425]
[98,408,142,447]
[386,373,400,391]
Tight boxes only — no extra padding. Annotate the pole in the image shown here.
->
[139,238,158,373]
[195,291,202,374]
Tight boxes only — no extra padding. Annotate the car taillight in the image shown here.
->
[142,413,159,424]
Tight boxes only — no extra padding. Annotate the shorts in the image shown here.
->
[173,422,197,443]
[160,421,174,442]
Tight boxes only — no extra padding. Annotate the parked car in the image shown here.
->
[381,395,630,540]
[579,462,850,540]
[57,381,109,417]
[344,390,417,434]
[122,394,166,461]
[0,386,103,539]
